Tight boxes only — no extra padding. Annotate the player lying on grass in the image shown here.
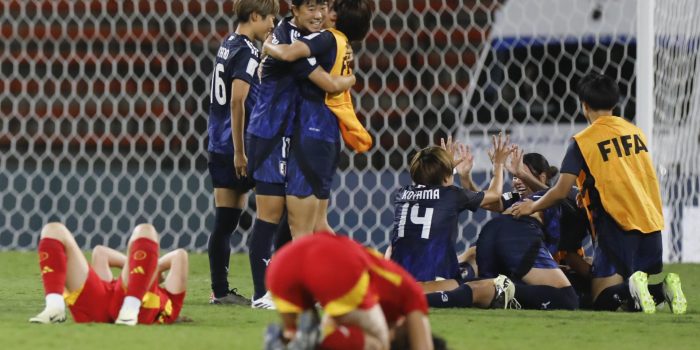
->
[246,0,358,309]
[264,232,444,350]
[30,222,187,325]
[384,133,511,282]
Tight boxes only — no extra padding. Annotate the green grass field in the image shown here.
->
[1,252,698,350]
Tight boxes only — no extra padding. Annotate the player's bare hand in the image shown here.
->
[234,152,248,178]
[488,132,511,165]
[262,35,274,56]
[453,143,474,177]
[506,144,525,177]
[440,136,458,162]
[510,198,535,218]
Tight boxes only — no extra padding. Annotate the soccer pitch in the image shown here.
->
[1,252,698,350]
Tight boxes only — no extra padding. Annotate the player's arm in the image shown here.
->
[230,78,251,178]
[91,245,126,281]
[263,40,311,62]
[404,311,434,350]
[507,145,548,191]
[157,249,184,274]
[307,66,356,94]
[480,133,511,208]
[441,137,480,191]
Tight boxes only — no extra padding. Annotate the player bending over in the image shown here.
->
[246,0,356,308]
[30,223,187,325]
[511,72,687,314]
[264,232,442,350]
[206,0,278,306]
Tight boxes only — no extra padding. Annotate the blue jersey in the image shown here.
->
[247,18,317,139]
[294,31,341,143]
[207,33,260,154]
[390,185,485,281]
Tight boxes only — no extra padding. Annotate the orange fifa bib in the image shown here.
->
[573,116,664,233]
[325,28,372,153]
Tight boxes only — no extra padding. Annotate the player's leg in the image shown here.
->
[286,195,320,238]
[157,249,189,323]
[115,223,160,325]
[30,222,90,323]
[91,245,126,282]
[249,190,286,307]
[420,279,461,294]
[426,276,515,309]
[313,198,334,233]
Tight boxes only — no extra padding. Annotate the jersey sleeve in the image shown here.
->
[291,55,320,80]
[298,31,336,56]
[454,187,485,212]
[228,49,259,85]
[500,192,520,210]
[560,140,584,175]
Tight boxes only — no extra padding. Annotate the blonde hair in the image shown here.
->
[409,147,453,186]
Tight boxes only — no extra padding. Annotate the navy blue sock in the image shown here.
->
[514,285,579,310]
[249,219,277,300]
[593,283,630,311]
[426,284,473,308]
[274,212,292,252]
[648,282,665,305]
[208,207,241,298]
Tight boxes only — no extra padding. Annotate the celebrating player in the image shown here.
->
[246,0,357,308]
[29,223,187,325]
[511,72,687,314]
[386,133,510,282]
[206,0,278,305]
[261,0,374,240]
[265,232,440,350]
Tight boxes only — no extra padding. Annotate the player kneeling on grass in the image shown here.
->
[30,222,187,325]
[264,232,444,350]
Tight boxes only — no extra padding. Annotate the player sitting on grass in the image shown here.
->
[264,232,444,350]
[30,223,187,325]
[386,133,510,282]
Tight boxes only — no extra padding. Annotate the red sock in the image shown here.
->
[38,238,67,295]
[125,238,159,300]
[319,325,365,350]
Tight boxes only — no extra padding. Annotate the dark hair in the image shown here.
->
[523,153,558,186]
[334,0,373,41]
[409,147,453,186]
[291,0,327,7]
[234,0,279,22]
[576,72,620,110]
[391,333,449,350]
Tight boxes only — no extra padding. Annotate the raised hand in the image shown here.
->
[505,144,525,177]
[487,132,511,165]
[453,143,474,177]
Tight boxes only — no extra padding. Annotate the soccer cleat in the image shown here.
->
[663,273,687,315]
[29,307,66,324]
[115,307,139,326]
[209,288,251,306]
[252,292,277,310]
[490,275,518,309]
[263,323,286,350]
[287,310,321,350]
[629,271,655,314]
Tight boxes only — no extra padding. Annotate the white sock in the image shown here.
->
[45,293,65,311]
[121,296,142,312]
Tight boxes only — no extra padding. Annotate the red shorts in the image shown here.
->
[266,233,378,316]
[364,249,428,324]
[66,268,185,324]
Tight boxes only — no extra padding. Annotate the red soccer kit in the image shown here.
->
[64,268,185,324]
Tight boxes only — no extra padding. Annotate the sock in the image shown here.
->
[648,282,665,305]
[274,213,292,252]
[593,283,630,311]
[45,293,65,311]
[249,219,277,300]
[208,207,241,298]
[319,325,365,350]
[514,285,579,310]
[121,296,142,313]
[426,284,473,308]
[38,238,67,296]
[125,238,159,301]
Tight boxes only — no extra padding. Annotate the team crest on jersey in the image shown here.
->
[39,252,49,261]
[133,250,147,260]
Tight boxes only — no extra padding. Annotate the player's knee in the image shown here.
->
[40,222,71,240]
[91,245,108,264]
[174,248,189,265]
[130,223,159,242]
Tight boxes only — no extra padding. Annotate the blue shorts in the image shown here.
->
[590,212,663,279]
[207,152,254,191]
[286,134,340,200]
[476,215,559,280]
[246,134,290,191]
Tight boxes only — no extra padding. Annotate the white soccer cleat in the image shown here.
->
[29,307,66,324]
[629,271,655,314]
[492,275,518,309]
[115,307,139,326]
[252,292,277,310]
